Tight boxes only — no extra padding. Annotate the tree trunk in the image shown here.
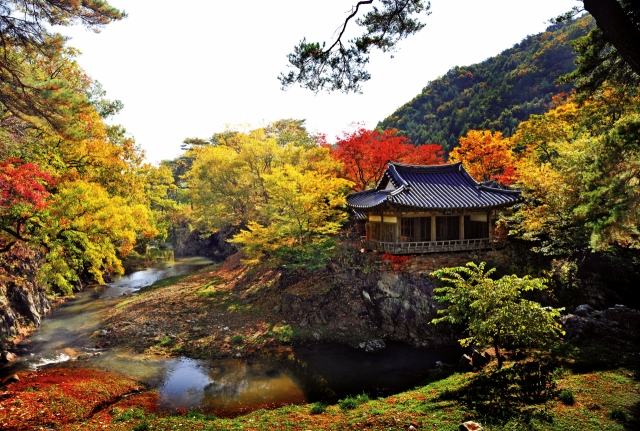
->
[495,341,503,369]
[583,0,640,77]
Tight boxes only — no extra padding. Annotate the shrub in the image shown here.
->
[559,390,575,405]
[231,335,244,344]
[339,396,358,411]
[310,402,328,414]
[159,336,171,346]
[609,408,627,421]
[356,393,370,403]
[339,393,370,411]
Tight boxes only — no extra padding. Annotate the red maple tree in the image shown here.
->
[326,125,444,191]
[0,158,52,213]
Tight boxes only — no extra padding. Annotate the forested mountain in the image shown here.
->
[376,16,593,152]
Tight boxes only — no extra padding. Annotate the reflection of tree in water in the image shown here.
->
[199,360,307,411]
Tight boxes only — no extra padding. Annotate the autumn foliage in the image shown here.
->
[0,158,53,212]
[449,130,517,184]
[326,125,444,191]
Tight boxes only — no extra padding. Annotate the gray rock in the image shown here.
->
[273,306,281,313]
[99,330,108,336]
[312,332,321,341]
[472,350,488,368]
[459,354,473,370]
[361,272,460,346]
[574,304,595,317]
[357,339,386,352]
[560,305,640,345]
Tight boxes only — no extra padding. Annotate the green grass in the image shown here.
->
[309,401,328,415]
[339,393,370,411]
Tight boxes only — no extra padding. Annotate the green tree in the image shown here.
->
[0,0,125,134]
[431,262,564,368]
[279,0,430,93]
[556,1,640,99]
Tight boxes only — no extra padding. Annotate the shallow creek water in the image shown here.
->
[0,256,463,415]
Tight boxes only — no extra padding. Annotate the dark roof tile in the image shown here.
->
[346,162,521,211]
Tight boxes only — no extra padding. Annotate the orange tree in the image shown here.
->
[449,130,517,184]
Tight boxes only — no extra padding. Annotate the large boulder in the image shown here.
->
[361,272,460,346]
[574,304,595,317]
[560,304,640,345]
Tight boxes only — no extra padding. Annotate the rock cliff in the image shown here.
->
[0,244,50,350]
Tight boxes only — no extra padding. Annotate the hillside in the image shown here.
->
[376,16,594,152]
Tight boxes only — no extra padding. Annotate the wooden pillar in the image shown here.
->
[396,212,401,243]
[459,212,465,240]
[431,215,436,242]
[414,217,420,242]
[488,210,493,240]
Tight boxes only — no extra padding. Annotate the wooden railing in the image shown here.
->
[360,238,506,254]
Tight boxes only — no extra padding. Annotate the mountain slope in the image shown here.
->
[376,16,593,152]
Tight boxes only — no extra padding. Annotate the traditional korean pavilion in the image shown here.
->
[346,162,522,254]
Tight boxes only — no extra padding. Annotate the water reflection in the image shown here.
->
[0,256,464,416]
[0,256,214,377]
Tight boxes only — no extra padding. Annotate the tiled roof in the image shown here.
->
[346,162,522,211]
[350,209,367,220]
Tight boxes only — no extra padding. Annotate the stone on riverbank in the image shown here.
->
[560,304,640,345]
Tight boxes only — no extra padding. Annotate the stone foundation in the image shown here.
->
[382,247,509,276]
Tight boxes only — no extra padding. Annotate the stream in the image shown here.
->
[0,255,463,415]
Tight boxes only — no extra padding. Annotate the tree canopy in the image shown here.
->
[432,262,564,368]
[323,124,444,191]
[376,17,592,151]
[279,0,430,93]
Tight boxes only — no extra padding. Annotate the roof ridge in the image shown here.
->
[387,162,409,187]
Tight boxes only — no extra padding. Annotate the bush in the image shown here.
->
[310,401,328,414]
[272,239,336,273]
[231,335,244,344]
[339,393,370,411]
[609,408,627,421]
[356,393,370,403]
[559,390,575,405]
[339,396,358,411]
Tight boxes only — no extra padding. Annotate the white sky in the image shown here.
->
[60,0,578,164]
